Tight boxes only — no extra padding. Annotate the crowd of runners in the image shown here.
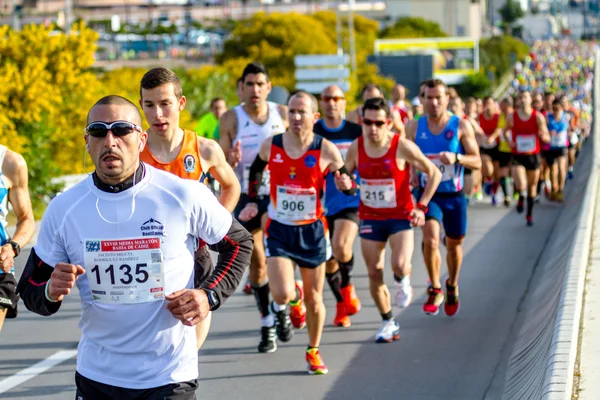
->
[0,38,595,398]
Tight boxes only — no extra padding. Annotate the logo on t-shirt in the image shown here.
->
[273,154,284,163]
[444,130,455,140]
[289,166,296,179]
[86,241,101,252]
[141,218,165,237]
[183,154,196,173]
[304,155,317,168]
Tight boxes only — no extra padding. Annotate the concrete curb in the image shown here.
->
[541,50,600,400]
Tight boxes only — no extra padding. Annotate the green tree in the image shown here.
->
[0,22,99,177]
[218,12,338,90]
[19,117,65,218]
[454,72,492,99]
[177,66,239,119]
[499,0,525,32]
[479,35,529,81]
[379,17,448,39]
[218,11,395,103]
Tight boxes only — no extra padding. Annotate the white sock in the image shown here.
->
[261,314,274,327]
[272,302,287,312]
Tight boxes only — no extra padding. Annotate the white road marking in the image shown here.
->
[0,349,77,394]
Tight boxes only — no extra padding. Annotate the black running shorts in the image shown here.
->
[512,153,541,171]
[0,273,18,318]
[75,372,198,400]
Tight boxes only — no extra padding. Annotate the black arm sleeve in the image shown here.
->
[247,155,268,201]
[15,248,62,316]
[204,217,254,309]
[338,166,358,196]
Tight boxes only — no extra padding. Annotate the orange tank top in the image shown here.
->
[141,129,204,181]
[267,134,326,226]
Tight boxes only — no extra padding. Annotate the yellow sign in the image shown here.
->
[374,37,479,84]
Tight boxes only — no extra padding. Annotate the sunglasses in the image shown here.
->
[322,96,345,102]
[85,121,142,138]
[363,119,387,127]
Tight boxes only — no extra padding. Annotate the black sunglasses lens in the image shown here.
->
[375,121,385,127]
[111,123,135,136]
[87,124,108,137]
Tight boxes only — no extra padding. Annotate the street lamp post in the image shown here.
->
[348,0,357,73]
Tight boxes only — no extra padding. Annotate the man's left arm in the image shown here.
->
[537,113,550,143]
[167,182,253,327]
[457,119,482,170]
[1,151,35,271]
[199,138,241,213]
[204,216,253,304]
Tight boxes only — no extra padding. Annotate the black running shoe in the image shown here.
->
[271,303,293,342]
[258,326,277,353]
[516,196,524,213]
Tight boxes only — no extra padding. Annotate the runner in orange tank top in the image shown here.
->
[239,91,352,375]
[139,68,241,351]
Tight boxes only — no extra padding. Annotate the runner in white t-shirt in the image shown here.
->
[17,95,253,399]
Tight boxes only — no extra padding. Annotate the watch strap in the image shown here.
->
[7,240,20,257]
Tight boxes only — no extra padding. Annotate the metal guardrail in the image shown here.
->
[501,50,600,400]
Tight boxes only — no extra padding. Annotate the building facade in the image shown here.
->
[385,0,485,39]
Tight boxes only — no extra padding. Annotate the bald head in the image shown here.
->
[392,84,405,103]
[320,85,346,121]
[321,85,345,98]
[87,95,142,125]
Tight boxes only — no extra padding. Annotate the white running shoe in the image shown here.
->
[395,278,413,308]
[375,320,400,343]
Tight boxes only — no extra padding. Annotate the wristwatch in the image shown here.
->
[7,240,20,258]
[455,153,463,165]
[416,203,428,213]
[203,289,220,311]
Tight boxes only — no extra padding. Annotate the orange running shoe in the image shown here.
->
[333,302,351,327]
[290,282,306,329]
[340,284,361,315]
[306,348,328,375]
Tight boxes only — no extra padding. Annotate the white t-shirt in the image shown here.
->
[34,165,232,389]
[233,101,285,195]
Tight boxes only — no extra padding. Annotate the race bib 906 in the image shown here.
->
[276,186,317,222]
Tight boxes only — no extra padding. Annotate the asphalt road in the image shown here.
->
[0,197,564,400]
